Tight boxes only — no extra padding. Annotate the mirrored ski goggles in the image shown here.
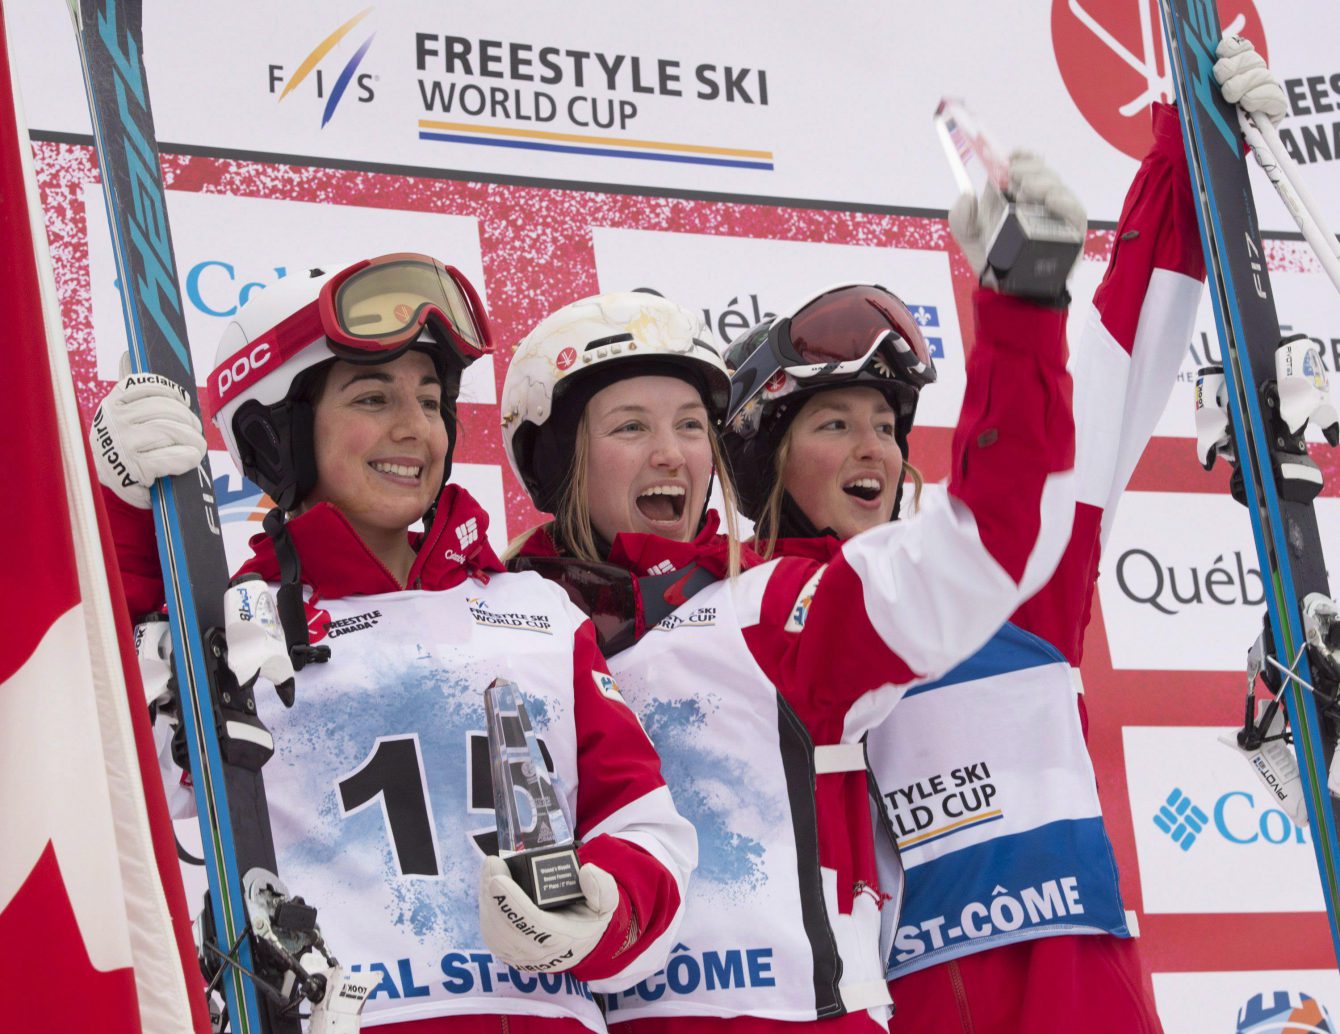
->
[318,253,492,363]
[207,254,493,414]
[727,284,936,420]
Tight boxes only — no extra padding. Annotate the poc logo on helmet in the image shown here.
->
[214,341,274,398]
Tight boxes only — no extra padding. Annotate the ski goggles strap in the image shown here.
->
[319,252,493,363]
[206,255,493,414]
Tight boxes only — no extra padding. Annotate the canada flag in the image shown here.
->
[0,13,207,1033]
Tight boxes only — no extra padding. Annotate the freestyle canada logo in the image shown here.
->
[1236,991,1335,1034]
[268,8,378,128]
[1051,0,1266,159]
[413,32,774,170]
[324,609,383,639]
[1274,69,1340,167]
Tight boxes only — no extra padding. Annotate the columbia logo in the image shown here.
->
[1154,788,1208,851]
[456,517,479,549]
[646,560,675,576]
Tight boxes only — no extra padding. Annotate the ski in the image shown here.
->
[67,1,323,1029]
[1158,0,1340,967]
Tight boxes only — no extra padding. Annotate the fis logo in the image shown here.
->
[268,8,378,128]
[1237,990,1335,1034]
[1051,0,1266,159]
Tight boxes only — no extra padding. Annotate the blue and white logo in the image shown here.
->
[1153,787,1208,851]
[908,302,944,359]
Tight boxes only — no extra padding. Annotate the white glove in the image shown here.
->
[89,357,206,509]
[223,579,295,701]
[478,856,619,972]
[1214,35,1287,125]
[948,151,1087,294]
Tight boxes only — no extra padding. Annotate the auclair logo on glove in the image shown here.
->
[491,897,552,944]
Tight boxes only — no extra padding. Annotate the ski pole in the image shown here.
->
[1238,109,1340,294]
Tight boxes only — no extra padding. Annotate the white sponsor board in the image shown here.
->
[1068,247,1340,443]
[15,1,1339,225]
[1124,726,1324,915]
[592,226,967,429]
[1153,970,1340,1034]
[1098,493,1340,671]
[85,190,497,403]
[211,450,508,570]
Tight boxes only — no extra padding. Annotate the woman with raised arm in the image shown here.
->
[496,151,1083,1032]
[90,254,696,1033]
[718,38,1286,1034]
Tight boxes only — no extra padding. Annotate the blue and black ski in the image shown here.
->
[67,1,323,1029]
[1159,0,1340,967]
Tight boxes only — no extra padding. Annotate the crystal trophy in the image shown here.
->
[484,678,584,909]
[934,97,1084,300]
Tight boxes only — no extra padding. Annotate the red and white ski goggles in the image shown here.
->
[727,283,937,424]
[207,253,493,412]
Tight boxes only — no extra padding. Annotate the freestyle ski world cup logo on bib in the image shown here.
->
[1051,0,1267,159]
[268,8,379,127]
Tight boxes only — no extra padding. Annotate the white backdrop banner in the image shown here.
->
[9,1,1339,226]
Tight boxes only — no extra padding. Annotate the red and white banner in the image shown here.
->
[0,5,207,1031]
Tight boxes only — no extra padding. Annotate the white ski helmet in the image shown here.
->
[205,254,492,510]
[501,291,730,513]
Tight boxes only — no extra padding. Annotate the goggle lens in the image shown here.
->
[787,285,932,371]
[334,259,482,349]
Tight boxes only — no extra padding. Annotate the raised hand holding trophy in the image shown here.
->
[934,98,1084,301]
[484,678,584,909]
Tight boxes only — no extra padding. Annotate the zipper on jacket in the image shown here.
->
[948,959,974,1034]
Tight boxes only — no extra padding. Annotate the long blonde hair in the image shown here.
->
[504,408,745,577]
[752,420,923,560]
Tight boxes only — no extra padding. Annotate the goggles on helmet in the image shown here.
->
[207,253,492,413]
[726,283,936,428]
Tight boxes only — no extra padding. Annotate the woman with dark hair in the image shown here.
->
[91,255,697,1033]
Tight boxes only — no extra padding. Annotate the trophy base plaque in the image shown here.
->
[985,203,1084,301]
[503,844,584,910]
